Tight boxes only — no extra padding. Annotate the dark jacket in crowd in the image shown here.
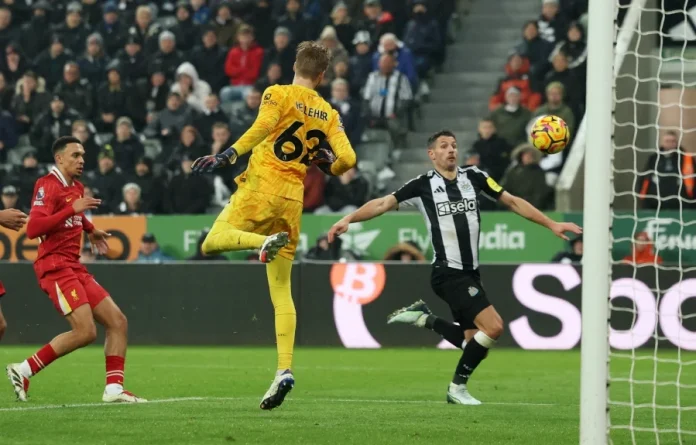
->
[324,174,369,211]
[11,89,51,134]
[110,136,145,173]
[54,78,94,118]
[53,21,92,55]
[349,52,373,98]
[19,15,51,60]
[189,42,229,93]
[77,54,110,88]
[637,149,696,210]
[30,107,82,163]
[115,47,148,83]
[126,158,166,214]
[34,47,74,90]
[95,19,126,57]
[166,170,213,214]
[472,134,512,181]
[85,165,125,213]
[193,108,229,144]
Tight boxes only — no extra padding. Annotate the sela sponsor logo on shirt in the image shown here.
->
[436,199,477,216]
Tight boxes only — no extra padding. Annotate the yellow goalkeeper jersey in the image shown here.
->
[232,84,357,202]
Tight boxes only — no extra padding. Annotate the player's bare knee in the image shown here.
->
[0,323,6,340]
[488,319,504,340]
[75,321,98,347]
[110,311,128,335]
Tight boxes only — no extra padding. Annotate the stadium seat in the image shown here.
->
[355,141,391,172]
[7,145,37,166]
[362,129,393,145]
[156,16,178,30]
[220,101,245,117]
[96,133,114,145]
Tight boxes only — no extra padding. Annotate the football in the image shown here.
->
[529,115,570,154]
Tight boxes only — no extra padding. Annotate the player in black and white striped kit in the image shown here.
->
[328,130,581,405]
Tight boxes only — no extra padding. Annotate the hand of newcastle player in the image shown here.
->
[88,229,111,255]
[0,208,28,231]
[549,221,583,241]
[72,197,101,214]
[328,218,350,243]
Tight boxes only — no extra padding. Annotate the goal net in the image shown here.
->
[588,0,696,443]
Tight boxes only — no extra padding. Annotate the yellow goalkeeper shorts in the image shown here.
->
[216,186,302,260]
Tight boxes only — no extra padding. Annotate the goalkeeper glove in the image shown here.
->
[312,145,336,176]
[191,147,239,174]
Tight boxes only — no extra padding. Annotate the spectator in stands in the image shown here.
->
[363,52,412,146]
[19,2,51,61]
[360,0,394,49]
[210,2,242,48]
[86,146,125,213]
[471,118,511,181]
[261,27,295,84]
[209,122,248,193]
[115,182,145,215]
[534,82,576,137]
[317,167,369,214]
[0,185,24,212]
[95,61,136,132]
[305,234,342,261]
[187,229,227,261]
[403,0,441,83]
[622,232,663,265]
[277,0,319,46]
[318,26,349,85]
[140,63,171,121]
[0,104,17,164]
[110,117,144,173]
[54,62,94,119]
[0,72,12,111]
[244,1,274,49]
[135,233,173,263]
[489,53,541,112]
[384,241,426,262]
[171,62,212,114]
[221,25,264,103]
[0,7,17,49]
[6,151,45,210]
[329,2,356,54]
[515,20,553,83]
[96,2,125,57]
[2,42,29,86]
[11,71,50,135]
[330,78,362,145]
[372,33,418,90]
[80,0,102,28]
[255,62,283,94]
[150,31,185,82]
[349,30,373,97]
[172,1,200,53]
[30,94,81,163]
[128,5,161,57]
[167,125,207,171]
[116,35,147,84]
[77,33,109,88]
[54,2,91,56]
[303,165,325,213]
[543,51,584,119]
[144,92,194,153]
[190,27,229,94]
[552,235,583,264]
[230,87,261,138]
[34,35,74,90]
[488,86,532,147]
[552,22,586,77]
[127,156,165,214]
[194,94,229,144]
[637,131,695,210]
[166,154,213,214]
[71,120,101,172]
[538,0,567,44]
[191,0,212,26]
[500,143,551,210]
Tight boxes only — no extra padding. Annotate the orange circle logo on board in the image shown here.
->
[330,263,386,305]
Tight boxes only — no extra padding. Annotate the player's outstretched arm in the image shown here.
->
[328,195,398,242]
[0,209,28,232]
[499,191,582,240]
[27,197,101,239]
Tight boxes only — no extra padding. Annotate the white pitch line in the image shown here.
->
[0,396,560,412]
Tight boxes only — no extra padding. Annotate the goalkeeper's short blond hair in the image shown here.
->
[295,42,332,81]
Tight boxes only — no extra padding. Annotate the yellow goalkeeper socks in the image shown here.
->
[202,221,267,255]
[266,256,296,371]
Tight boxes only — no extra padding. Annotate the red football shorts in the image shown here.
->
[38,267,109,316]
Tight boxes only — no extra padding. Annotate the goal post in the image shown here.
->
[580,0,615,443]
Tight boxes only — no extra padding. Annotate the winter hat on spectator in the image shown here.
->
[106,59,121,75]
[51,93,64,102]
[33,0,51,11]
[2,185,17,196]
[364,0,381,7]
[23,150,38,162]
[352,30,370,45]
[67,2,82,14]
[126,34,143,46]
[136,156,154,171]
[116,116,133,130]
[122,182,141,196]
[87,33,104,46]
[512,143,542,164]
[142,233,156,243]
[320,26,338,41]
[159,30,176,44]
[103,2,118,14]
[505,86,521,96]
[274,27,291,38]
[98,146,115,161]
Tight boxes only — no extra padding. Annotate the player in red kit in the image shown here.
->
[5,136,146,403]
[0,208,29,340]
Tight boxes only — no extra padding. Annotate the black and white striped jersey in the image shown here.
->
[392,166,505,271]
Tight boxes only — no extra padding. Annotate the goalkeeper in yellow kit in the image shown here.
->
[191,42,356,410]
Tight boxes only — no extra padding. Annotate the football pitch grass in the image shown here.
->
[0,347,694,445]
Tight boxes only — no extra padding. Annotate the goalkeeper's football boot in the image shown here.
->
[387,299,432,327]
[446,383,482,406]
[102,389,148,403]
[6,364,30,402]
[260,370,294,410]
[259,232,289,263]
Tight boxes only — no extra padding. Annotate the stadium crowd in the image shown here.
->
[0,0,455,216]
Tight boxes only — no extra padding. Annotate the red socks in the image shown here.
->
[27,344,57,375]
[106,356,125,386]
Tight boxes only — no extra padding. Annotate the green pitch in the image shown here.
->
[0,347,693,445]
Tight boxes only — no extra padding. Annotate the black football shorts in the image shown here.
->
[430,266,492,330]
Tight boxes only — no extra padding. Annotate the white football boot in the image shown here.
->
[6,364,29,402]
[260,370,294,410]
[259,232,289,263]
[446,383,482,405]
[387,299,432,327]
[102,389,148,403]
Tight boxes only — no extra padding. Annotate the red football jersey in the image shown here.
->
[29,167,93,278]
